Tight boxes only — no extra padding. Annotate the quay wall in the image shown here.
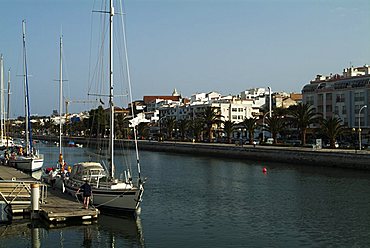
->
[32,135,370,170]
[134,141,370,170]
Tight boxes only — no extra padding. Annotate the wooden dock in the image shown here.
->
[0,165,99,222]
[41,187,99,222]
[0,165,38,181]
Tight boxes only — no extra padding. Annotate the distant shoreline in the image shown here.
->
[32,135,370,170]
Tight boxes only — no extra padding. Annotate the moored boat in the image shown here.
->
[63,0,145,214]
[64,162,143,212]
[10,21,44,172]
[8,153,44,172]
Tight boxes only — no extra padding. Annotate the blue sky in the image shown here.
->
[0,0,369,117]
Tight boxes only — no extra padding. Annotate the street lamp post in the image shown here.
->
[352,128,357,153]
[267,87,272,118]
[262,111,271,143]
[359,105,367,151]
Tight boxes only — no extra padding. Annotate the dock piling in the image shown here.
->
[31,183,40,219]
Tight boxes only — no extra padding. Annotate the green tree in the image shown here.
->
[222,120,235,143]
[163,117,176,140]
[320,116,345,148]
[289,103,321,145]
[86,106,108,137]
[190,118,204,142]
[137,122,150,139]
[178,119,190,141]
[202,106,223,142]
[264,115,285,144]
[69,119,86,136]
[242,117,258,145]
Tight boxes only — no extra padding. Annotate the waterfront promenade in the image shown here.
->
[136,140,370,170]
[33,135,370,170]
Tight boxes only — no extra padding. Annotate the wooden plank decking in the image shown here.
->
[0,165,99,222]
[41,187,99,222]
[0,165,38,181]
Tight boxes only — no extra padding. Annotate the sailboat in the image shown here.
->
[8,20,44,172]
[0,55,14,150]
[64,0,144,213]
[41,35,67,186]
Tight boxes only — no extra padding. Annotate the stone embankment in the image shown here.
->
[33,135,370,170]
[135,140,370,170]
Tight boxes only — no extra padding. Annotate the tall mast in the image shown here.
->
[0,54,4,143]
[59,35,63,156]
[22,20,33,155]
[108,0,115,179]
[6,69,10,148]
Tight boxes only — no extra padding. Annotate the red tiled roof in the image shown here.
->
[143,96,180,104]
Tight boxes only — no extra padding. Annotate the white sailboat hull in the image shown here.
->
[9,155,44,172]
[64,181,143,212]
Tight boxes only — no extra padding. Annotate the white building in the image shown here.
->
[302,65,369,129]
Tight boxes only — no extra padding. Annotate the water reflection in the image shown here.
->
[0,213,145,247]
[97,214,145,247]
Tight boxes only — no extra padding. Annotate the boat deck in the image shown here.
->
[0,165,99,222]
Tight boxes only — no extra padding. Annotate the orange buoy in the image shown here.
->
[262,167,267,173]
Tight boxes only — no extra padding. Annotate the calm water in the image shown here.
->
[2,143,370,247]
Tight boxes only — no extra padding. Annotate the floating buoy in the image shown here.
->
[262,167,267,173]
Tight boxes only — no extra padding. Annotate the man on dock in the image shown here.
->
[76,180,92,209]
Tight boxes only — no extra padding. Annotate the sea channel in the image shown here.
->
[1,142,370,247]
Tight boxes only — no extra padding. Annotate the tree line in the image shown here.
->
[11,103,365,149]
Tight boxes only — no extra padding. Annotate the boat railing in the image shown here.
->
[83,170,106,188]
[0,180,47,206]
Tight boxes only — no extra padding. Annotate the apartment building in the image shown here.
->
[302,65,369,128]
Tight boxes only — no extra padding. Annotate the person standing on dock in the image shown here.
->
[49,168,58,190]
[76,180,92,209]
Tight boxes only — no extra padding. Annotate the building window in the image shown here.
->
[326,105,332,112]
[326,93,332,101]
[355,105,360,113]
[342,105,346,115]
[306,95,314,105]
[354,92,365,102]
[360,92,365,101]
[334,106,339,114]
[344,118,348,126]
[318,94,324,105]
[355,92,360,102]
[232,108,237,112]
[336,94,345,103]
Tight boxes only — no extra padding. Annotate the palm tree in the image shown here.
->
[190,118,204,142]
[223,120,235,143]
[137,122,150,139]
[242,117,258,145]
[114,112,128,139]
[288,103,321,145]
[320,116,345,148]
[264,115,285,144]
[177,119,190,141]
[163,117,176,140]
[202,106,223,142]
